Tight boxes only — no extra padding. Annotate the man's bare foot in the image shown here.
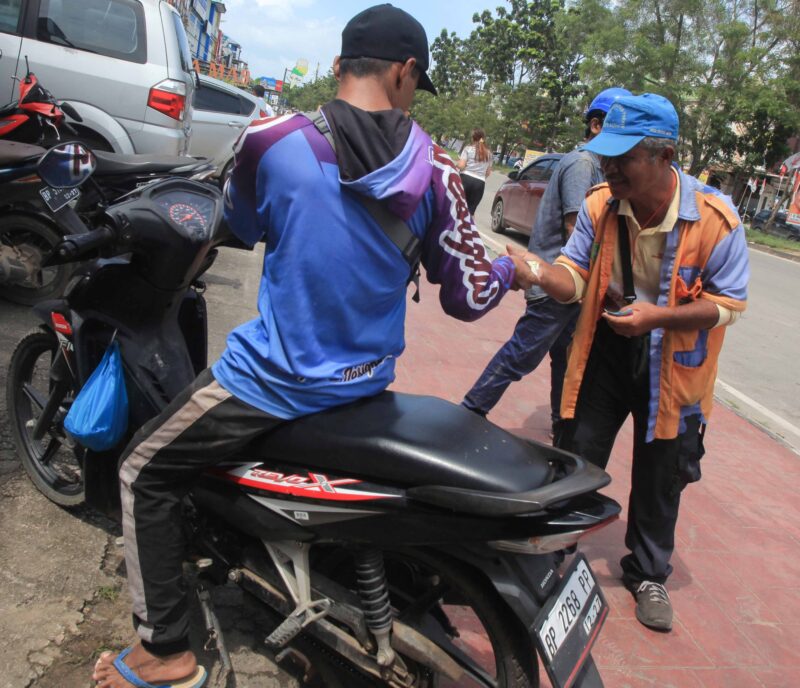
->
[92,643,199,688]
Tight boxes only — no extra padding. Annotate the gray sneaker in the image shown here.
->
[633,581,673,631]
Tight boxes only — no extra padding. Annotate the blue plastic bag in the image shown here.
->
[64,340,128,451]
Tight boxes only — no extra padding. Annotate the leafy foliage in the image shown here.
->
[283,73,338,112]
[283,0,800,174]
[580,0,800,173]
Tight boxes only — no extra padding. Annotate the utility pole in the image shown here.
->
[314,62,319,81]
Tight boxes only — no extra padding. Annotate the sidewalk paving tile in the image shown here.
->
[592,617,711,668]
[394,276,800,687]
[691,668,764,687]
[736,624,800,668]
[752,668,798,687]
[598,668,705,687]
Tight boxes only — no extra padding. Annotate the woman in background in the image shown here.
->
[457,128,493,215]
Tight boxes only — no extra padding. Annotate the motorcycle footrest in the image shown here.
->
[265,615,304,650]
[264,598,332,650]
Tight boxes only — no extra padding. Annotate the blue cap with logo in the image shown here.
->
[584,87,632,117]
[583,93,679,157]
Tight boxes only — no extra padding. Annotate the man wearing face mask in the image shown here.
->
[511,93,749,631]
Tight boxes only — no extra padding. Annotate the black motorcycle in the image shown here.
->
[7,144,620,688]
[0,140,214,305]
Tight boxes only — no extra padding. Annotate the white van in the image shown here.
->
[0,0,196,155]
[190,74,263,182]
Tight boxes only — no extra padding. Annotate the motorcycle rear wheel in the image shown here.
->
[313,547,539,688]
[7,329,85,506]
[0,215,69,305]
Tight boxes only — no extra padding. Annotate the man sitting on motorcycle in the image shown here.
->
[93,5,528,687]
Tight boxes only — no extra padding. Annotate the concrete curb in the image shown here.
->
[747,241,800,263]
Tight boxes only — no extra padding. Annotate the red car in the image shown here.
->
[490,153,564,236]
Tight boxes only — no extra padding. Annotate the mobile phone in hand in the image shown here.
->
[604,307,633,317]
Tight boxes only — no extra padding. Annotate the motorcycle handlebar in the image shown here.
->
[53,226,115,262]
[215,218,254,251]
[59,101,82,123]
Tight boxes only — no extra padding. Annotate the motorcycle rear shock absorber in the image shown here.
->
[354,549,397,669]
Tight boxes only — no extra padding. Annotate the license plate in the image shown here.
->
[533,554,609,688]
[39,185,80,212]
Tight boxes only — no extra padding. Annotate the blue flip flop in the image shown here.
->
[111,647,207,688]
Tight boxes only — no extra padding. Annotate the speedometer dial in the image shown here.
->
[168,202,207,233]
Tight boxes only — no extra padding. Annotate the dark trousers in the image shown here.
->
[460,173,486,215]
[558,321,705,587]
[463,297,579,424]
[118,369,284,655]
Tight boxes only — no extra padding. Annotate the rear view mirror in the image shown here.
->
[38,142,96,188]
[507,170,519,181]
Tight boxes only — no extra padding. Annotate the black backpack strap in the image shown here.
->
[616,214,636,304]
[302,110,421,301]
[305,109,336,151]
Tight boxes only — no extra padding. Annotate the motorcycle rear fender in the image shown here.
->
[440,544,559,629]
[0,200,87,237]
[441,545,605,687]
[0,203,57,231]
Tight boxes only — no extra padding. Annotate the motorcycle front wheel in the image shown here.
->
[6,329,85,506]
[0,215,69,305]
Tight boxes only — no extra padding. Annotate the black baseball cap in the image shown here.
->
[340,4,437,95]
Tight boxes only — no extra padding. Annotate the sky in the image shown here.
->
[218,0,495,83]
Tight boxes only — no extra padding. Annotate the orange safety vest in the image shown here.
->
[556,172,748,441]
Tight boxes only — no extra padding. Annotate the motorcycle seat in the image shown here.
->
[93,150,210,176]
[0,140,46,165]
[248,392,558,493]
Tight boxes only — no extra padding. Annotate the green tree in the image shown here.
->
[581,0,800,174]
[425,0,614,154]
[283,73,338,111]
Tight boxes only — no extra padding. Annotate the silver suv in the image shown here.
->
[0,0,195,155]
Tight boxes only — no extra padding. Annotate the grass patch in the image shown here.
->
[744,225,800,253]
[96,585,120,602]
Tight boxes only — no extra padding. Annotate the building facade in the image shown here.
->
[167,0,226,62]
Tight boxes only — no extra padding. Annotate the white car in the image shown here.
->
[190,74,265,183]
[0,0,196,155]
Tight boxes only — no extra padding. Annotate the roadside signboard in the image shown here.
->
[787,172,800,226]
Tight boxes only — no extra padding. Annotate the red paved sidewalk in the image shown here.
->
[391,277,800,688]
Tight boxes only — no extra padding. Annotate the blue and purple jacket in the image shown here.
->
[212,108,515,419]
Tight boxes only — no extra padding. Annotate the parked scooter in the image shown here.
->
[0,140,91,304]
[0,139,214,305]
[7,143,621,688]
[0,62,215,305]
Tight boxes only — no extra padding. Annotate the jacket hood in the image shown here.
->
[320,99,434,220]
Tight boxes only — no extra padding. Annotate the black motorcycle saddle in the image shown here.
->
[93,150,208,175]
[0,140,46,164]
[250,392,558,493]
